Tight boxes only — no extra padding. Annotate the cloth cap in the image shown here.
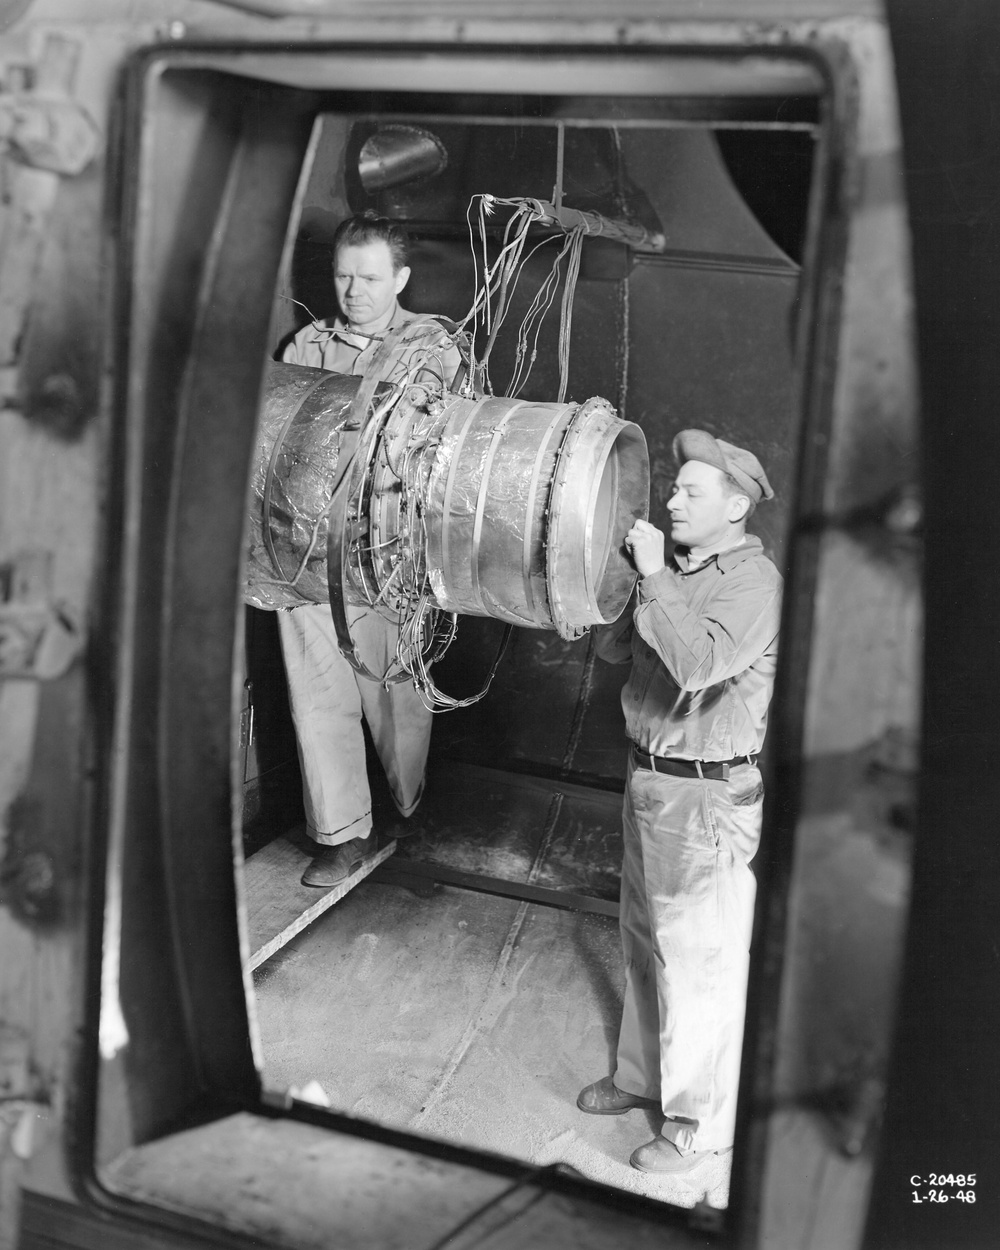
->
[672,429,774,503]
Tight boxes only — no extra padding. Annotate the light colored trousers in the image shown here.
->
[614,756,763,1153]
[276,603,432,846]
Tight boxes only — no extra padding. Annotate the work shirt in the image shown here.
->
[597,535,782,761]
[281,305,463,389]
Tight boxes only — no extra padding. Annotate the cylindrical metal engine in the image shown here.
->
[245,362,649,640]
[420,393,648,633]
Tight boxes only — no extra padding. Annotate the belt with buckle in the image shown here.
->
[630,744,755,781]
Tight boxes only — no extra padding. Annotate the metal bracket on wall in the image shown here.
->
[0,32,101,409]
[0,1025,48,1248]
[0,551,82,681]
[0,91,100,177]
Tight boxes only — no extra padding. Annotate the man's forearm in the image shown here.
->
[633,568,780,690]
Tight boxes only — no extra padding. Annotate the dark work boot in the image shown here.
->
[300,832,376,888]
[577,1076,658,1115]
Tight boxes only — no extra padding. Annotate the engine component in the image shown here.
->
[245,360,649,656]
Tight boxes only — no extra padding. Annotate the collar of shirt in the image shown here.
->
[326,304,419,349]
[673,534,758,574]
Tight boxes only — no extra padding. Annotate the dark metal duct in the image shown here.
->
[358,124,448,191]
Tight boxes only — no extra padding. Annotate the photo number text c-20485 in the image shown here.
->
[911,1174,977,1204]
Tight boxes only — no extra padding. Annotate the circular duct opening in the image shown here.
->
[590,422,650,622]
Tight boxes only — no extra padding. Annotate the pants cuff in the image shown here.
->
[307,813,372,846]
[390,777,425,819]
[660,1120,730,1154]
[612,1072,659,1102]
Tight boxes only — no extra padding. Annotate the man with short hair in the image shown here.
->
[578,429,782,1176]
[279,212,463,887]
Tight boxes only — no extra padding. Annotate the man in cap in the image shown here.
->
[577,429,782,1176]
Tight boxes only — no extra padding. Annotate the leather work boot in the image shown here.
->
[629,1137,733,1174]
[300,832,376,888]
[577,1076,658,1115]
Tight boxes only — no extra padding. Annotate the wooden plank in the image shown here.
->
[243,838,396,970]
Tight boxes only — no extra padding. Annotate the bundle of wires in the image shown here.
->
[453,194,586,403]
[315,197,589,707]
[344,342,510,712]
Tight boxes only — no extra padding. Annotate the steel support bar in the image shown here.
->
[370,858,620,919]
